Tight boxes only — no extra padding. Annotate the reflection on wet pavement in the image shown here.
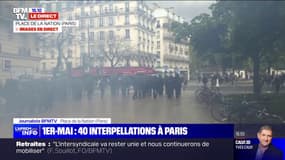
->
[0,90,215,138]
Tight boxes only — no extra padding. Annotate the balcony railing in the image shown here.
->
[164,54,189,62]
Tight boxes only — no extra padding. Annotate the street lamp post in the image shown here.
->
[83,22,93,73]
[87,23,91,71]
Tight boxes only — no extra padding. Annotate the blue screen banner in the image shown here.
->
[14,124,234,139]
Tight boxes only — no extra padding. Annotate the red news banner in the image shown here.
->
[28,12,59,20]
[28,12,59,31]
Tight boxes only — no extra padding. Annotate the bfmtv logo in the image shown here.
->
[21,128,38,136]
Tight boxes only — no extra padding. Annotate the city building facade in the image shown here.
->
[0,1,41,85]
[40,1,157,71]
[39,1,190,78]
[152,7,190,79]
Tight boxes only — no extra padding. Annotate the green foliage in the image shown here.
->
[171,1,285,94]
[189,13,228,54]
[226,1,285,56]
[171,21,191,43]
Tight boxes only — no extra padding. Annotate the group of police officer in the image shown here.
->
[97,72,185,99]
[130,72,184,99]
[0,72,186,111]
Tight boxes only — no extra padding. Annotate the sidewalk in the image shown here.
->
[186,80,285,94]
[186,80,253,89]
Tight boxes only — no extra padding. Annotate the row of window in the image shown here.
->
[44,1,130,13]
[156,42,188,55]
[78,6,153,17]
[138,45,154,53]
[79,2,149,16]
[18,47,31,56]
[138,30,155,41]
[82,2,129,16]
[167,44,188,55]
[44,1,152,14]
[2,59,11,72]
[81,29,130,41]
[79,15,129,27]
[0,45,32,56]
[78,17,154,30]
[47,49,73,59]
[138,37,154,44]
[80,45,155,56]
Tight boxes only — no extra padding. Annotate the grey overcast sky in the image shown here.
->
[146,1,216,22]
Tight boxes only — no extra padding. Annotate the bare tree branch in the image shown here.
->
[94,36,132,67]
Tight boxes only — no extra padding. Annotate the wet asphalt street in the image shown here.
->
[1,80,282,138]
[0,87,214,138]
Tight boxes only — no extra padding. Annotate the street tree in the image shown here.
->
[172,12,232,73]
[171,1,285,95]
[216,1,285,94]
[40,28,76,75]
[94,36,132,68]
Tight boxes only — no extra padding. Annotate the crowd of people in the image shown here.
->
[197,72,285,94]
[96,72,186,99]
[262,74,285,94]
[0,72,187,110]
[1,70,284,111]
[197,73,234,89]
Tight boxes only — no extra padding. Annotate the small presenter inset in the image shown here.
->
[252,125,283,160]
